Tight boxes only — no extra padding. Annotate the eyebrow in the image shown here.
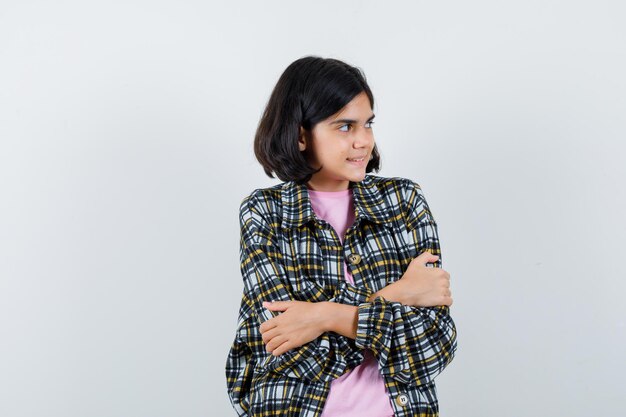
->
[330,114,376,125]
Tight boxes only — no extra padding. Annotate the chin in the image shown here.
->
[348,172,367,182]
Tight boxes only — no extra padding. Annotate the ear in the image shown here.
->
[298,126,307,152]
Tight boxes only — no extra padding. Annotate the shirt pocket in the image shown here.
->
[357,222,406,292]
[279,229,331,303]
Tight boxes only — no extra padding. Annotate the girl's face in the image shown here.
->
[298,91,376,192]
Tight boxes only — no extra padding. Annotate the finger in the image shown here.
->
[414,250,439,265]
[266,334,288,354]
[261,326,281,344]
[259,318,278,334]
[263,300,290,310]
[272,339,292,356]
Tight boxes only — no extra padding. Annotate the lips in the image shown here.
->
[346,155,367,166]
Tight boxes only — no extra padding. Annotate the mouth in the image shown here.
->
[346,156,367,165]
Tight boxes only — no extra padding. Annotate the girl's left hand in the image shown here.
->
[259,300,328,357]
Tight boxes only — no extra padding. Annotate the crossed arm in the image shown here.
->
[260,294,376,355]
[259,250,448,356]
[234,181,454,377]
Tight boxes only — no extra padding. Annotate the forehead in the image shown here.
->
[327,92,373,122]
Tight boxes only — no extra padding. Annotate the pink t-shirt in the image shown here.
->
[307,187,394,417]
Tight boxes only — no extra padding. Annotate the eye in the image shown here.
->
[338,121,375,132]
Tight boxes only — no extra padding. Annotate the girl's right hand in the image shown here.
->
[392,251,453,307]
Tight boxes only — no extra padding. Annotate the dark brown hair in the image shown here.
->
[254,56,382,184]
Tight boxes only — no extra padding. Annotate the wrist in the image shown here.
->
[319,302,358,338]
[368,282,405,304]
[319,301,337,333]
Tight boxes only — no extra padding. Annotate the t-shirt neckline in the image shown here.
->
[307,188,352,198]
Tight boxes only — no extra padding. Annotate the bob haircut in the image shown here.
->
[254,56,382,184]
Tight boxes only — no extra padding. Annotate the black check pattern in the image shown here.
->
[225,174,458,416]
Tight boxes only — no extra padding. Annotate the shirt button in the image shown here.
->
[395,393,409,407]
[347,253,361,265]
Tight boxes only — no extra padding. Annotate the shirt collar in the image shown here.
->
[280,174,394,230]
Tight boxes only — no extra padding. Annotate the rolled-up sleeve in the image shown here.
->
[353,179,458,387]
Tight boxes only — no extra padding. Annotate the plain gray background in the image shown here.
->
[1,1,624,416]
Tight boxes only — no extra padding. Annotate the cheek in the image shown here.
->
[321,147,347,162]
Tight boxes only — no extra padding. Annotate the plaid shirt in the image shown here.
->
[225,174,457,416]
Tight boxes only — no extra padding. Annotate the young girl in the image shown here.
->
[225,56,457,417]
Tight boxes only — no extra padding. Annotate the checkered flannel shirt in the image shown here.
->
[225,174,457,416]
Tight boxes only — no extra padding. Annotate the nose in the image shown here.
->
[353,127,373,148]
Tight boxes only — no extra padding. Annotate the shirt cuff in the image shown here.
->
[354,295,392,355]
